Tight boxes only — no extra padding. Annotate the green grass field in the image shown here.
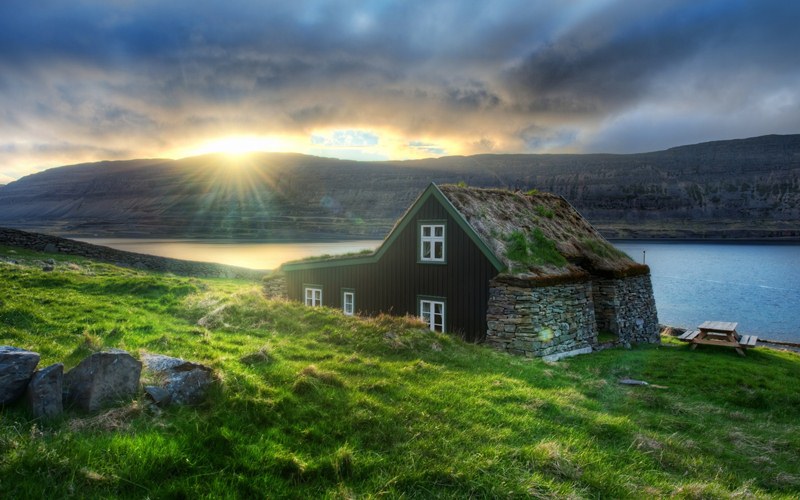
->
[2,244,800,498]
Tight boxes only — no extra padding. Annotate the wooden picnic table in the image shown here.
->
[677,321,758,356]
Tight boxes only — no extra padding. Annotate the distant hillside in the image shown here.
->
[1,134,798,240]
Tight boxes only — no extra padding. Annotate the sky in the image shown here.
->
[1,0,799,183]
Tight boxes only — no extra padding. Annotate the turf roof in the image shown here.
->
[438,184,646,278]
[283,183,647,279]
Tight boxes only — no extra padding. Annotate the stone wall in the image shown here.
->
[0,227,265,280]
[486,278,597,359]
[594,275,660,344]
[593,279,620,334]
[485,272,659,359]
[262,272,288,299]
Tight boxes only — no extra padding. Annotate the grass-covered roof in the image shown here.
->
[439,184,647,279]
[283,183,647,280]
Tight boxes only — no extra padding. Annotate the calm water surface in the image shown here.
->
[615,242,800,342]
[78,238,382,271]
[81,238,799,342]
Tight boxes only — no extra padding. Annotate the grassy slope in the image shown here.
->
[1,245,799,498]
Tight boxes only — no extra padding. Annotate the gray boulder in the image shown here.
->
[64,350,142,412]
[142,353,214,406]
[143,385,172,406]
[26,363,63,419]
[0,346,40,405]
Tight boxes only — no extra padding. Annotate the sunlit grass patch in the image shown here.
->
[2,245,800,497]
[292,364,346,394]
[239,345,271,365]
[66,401,147,433]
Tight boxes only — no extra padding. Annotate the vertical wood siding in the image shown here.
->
[285,196,500,341]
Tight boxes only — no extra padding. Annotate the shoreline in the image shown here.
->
[24,235,800,245]
[661,325,800,354]
[610,238,800,245]
[2,222,800,244]
[0,227,267,279]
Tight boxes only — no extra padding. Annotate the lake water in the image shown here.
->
[78,238,382,271]
[615,242,800,342]
[80,238,799,342]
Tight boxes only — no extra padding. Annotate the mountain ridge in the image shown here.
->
[1,134,798,240]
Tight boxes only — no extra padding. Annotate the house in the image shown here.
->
[279,183,659,360]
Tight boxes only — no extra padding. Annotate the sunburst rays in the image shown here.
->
[156,153,282,238]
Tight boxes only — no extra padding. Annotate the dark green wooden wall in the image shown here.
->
[284,195,500,341]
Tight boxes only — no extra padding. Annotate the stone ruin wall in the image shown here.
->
[485,278,597,359]
[485,274,659,358]
[593,274,660,344]
[262,272,288,299]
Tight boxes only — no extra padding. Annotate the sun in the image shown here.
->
[176,135,302,158]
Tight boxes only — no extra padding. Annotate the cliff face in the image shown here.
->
[1,134,798,240]
[451,135,800,239]
[0,154,425,239]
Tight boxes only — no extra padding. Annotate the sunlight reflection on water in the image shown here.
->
[77,238,382,271]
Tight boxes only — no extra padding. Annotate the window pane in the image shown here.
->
[343,292,354,315]
[420,300,444,332]
[434,242,443,259]
[305,288,321,306]
[305,288,322,306]
[420,224,445,262]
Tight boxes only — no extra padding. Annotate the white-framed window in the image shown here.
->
[342,291,355,316]
[304,287,322,307]
[420,299,445,332]
[420,223,445,262]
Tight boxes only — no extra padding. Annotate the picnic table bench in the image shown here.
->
[677,321,757,356]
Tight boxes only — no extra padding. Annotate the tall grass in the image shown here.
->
[2,245,800,497]
[505,228,568,270]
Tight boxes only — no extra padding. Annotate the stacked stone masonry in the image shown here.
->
[486,274,659,358]
[595,274,660,344]
[0,227,265,280]
[486,280,598,358]
[262,273,288,299]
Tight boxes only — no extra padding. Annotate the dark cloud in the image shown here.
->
[504,0,800,116]
[289,105,338,127]
[518,125,579,151]
[0,1,184,66]
[1,0,799,178]
[0,140,132,180]
[446,86,502,110]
